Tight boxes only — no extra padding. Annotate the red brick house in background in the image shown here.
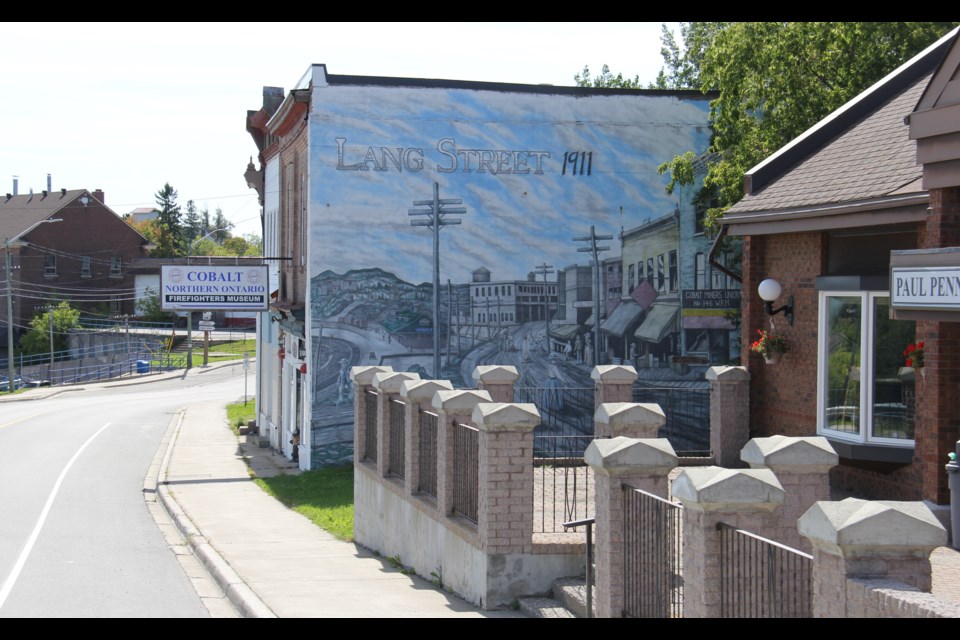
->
[0,187,153,346]
[721,27,960,520]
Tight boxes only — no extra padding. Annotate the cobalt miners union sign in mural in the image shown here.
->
[304,69,713,466]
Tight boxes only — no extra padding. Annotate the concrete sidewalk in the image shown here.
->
[153,397,525,618]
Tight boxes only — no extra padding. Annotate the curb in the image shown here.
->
[155,407,276,619]
[0,359,253,403]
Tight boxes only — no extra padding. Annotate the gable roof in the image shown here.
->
[723,27,960,236]
[0,189,92,241]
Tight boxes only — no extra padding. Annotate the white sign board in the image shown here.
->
[891,266,960,310]
[161,265,269,311]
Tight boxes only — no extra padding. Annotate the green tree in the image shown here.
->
[574,63,643,89]
[19,301,81,358]
[136,287,175,323]
[151,183,184,258]
[183,199,203,247]
[651,22,959,237]
[211,208,234,244]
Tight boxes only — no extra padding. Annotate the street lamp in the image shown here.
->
[189,227,231,254]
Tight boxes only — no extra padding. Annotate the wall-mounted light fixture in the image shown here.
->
[758,278,794,326]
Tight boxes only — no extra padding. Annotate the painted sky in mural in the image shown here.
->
[308,80,712,286]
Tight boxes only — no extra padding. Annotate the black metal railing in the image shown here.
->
[418,410,439,498]
[533,434,598,533]
[623,485,683,618]
[516,386,595,444]
[717,522,812,618]
[387,398,405,479]
[632,384,711,456]
[452,420,479,523]
[563,517,595,618]
[364,389,378,463]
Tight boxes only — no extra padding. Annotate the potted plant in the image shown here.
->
[751,328,789,364]
[904,341,925,379]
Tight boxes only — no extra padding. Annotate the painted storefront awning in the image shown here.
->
[600,300,645,338]
[635,302,679,344]
[549,323,581,341]
[682,314,736,330]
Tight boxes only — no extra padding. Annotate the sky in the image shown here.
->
[0,22,676,240]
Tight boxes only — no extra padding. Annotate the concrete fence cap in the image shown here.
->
[432,389,493,412]
[351,365,394,386]
[595,402,666,427]
[471,365,520,386]
[705,365,750,382]
[471,402,540,430]
[741,435,839,470]
[798,498,947,550]
[372,371,421,393]
[584,436,677,475]
[400,379,454,400]
[590,365,639,384]
[671,466,784,511]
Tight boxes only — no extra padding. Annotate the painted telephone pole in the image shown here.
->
[534,263,555,354]
[408,182,466,378]
[575,225,612,367]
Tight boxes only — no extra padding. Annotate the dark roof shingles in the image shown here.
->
[728,72,930,215]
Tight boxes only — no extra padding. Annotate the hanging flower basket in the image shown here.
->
[751,329,789,365]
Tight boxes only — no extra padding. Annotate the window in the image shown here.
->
[695,253,706,289]
[669,250,678,292]
[656,254,665,294]
[110,256,122,278]
[646,258,654,286]
[44,255,57,276]
[81,256,92,278]
[817,291,915,446]
[628,264,635,294]
[712,252,730,289]
[637,261,644,285]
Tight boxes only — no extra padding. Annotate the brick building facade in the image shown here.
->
[723,28,960,508]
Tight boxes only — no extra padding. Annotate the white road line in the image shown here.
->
[0,422,112,611]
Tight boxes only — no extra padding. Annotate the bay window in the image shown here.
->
[817,290,916,446]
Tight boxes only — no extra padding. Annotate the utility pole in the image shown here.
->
[534,263,554,354]
[574,226,612,367]
[4,238,15,393]
[408,182,466,379]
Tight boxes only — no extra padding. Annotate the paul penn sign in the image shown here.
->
[161,265,269,311]
[890,266,960,311]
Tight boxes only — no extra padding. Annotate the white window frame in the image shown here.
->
[81,256,92,278]
[816,290,914,448]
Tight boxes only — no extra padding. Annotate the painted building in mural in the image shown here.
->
[248,65,721,469]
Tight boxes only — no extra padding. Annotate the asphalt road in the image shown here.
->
[0,366,247,617]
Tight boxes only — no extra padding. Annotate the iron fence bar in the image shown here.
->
[716,522,812,618]
[418,409,438,497]
[364,389,378,463]
[388,398,405,479]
